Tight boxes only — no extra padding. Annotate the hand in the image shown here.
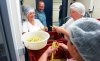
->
[44,26,48,31]
[38,46,57,61]
[56,28,70,39]
[52,26,59,31]
[45,46,57,55]
[52,26,63,33]
[41,27,48,31]
[56,27,66,34]
[59,43,68,50]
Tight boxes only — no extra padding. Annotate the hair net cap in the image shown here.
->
[69,18,100,61]
[70,2,85,16]
[24,6,35,16]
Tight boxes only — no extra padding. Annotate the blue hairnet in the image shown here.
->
[69,18,100,61]
[24,6,34,16]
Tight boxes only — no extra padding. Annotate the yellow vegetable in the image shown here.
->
[27,36,42,42]
[51,42,58,61]
[50,59,65,61]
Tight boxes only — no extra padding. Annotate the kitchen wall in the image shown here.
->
[53,0,62,22]
[77,0,100,19]
[23,0,36,8]
[92,0,100,19]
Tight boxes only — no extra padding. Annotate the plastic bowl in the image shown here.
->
[22,31,50,50]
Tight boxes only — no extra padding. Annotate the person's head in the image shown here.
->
[59,5,62,10]
[68,18,100,61]
[70,2,85,20]
[37,0,45,12]
[24,6,35,21]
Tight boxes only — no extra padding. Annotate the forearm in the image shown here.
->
[59,43,68,50]
[55,27,70,39]
[38,46,57,61]
[61,29,70,40]
[38,52,48,61]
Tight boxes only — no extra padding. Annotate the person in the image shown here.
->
[22,6,48,61]
[52,2,86,40]
[59,5,63,26]
[35,0,47,26]
[38,2,100,61]
[38,18,100,61]
[22,6,47,34]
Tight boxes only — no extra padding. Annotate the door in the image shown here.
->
[0,8,10,61]
[0,0,18,61]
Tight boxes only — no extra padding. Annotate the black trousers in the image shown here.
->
[25,48,29,61]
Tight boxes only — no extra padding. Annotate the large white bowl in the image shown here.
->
[22,31,50,50]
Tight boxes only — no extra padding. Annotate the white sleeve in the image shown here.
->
[22,21,28,33]
[61,18,73,28]
[61,23,66,28]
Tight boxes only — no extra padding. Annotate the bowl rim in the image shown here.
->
[22,31,50,43]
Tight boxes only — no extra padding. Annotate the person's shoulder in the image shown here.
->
[80,18,99,23]
[34,19,41,23]
[73,18,100,26]
[67,18,74,22]
[34,19,44,26]
[84,18,100,25]
[69,18,74,20]
[34,19,40,21]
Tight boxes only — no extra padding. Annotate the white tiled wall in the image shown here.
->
[77,0,100,18]
[53,0,62,22]
[23,0,36,8]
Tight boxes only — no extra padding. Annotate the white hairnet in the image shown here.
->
[69,18,100,61]
[24,6,34,16]
[70,2,85,16]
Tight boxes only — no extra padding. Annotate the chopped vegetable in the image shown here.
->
[51,41,58,61]
[50,59,65,61]
[27,36,42,42]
